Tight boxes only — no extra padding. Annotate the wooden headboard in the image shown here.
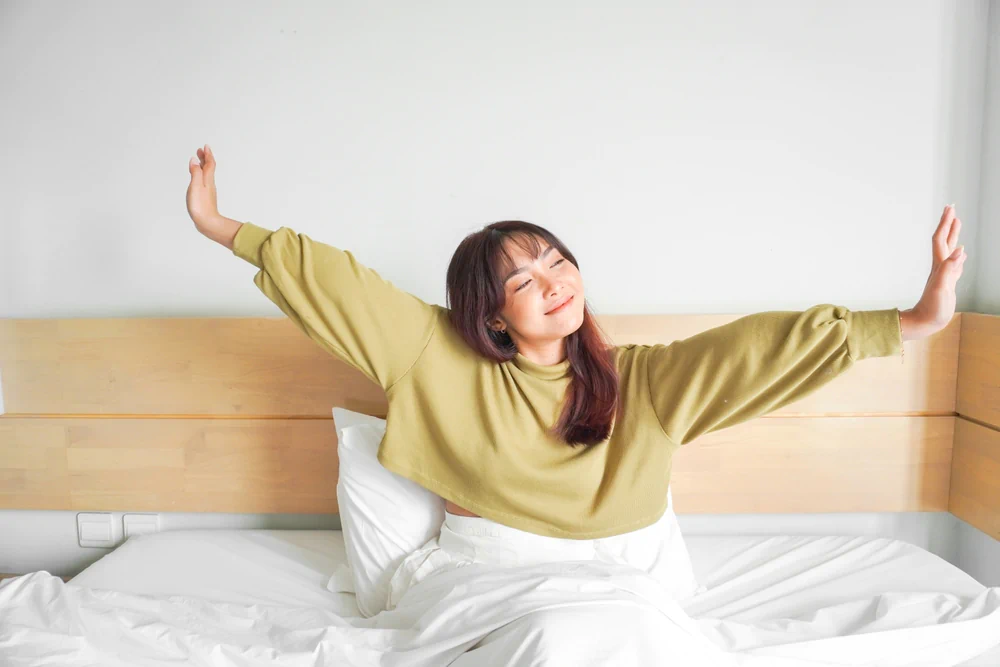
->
[1,312,997,539]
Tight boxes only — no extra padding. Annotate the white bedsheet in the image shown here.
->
[1,530,998,666]
[683,535,1000,666]
[67,529,360,616]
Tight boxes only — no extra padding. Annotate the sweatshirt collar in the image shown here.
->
[512,351,572,380]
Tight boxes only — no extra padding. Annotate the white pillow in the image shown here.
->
[328,407,446,618]
[328,407,704,616]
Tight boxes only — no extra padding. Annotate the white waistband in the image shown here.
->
[440,511,606,565]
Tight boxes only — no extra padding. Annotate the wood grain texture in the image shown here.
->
[948,313,1000,539]
[0,413,952,514]
[0,311,990,516]
[0,317,388,417]
[0,417,338,513]
[670,415,954,513]
[0,312,960,417]
[956,313,1000,430]
[949,419,1000,541]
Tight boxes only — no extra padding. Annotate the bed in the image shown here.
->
[1,310,998,665]
[2,529,998,664]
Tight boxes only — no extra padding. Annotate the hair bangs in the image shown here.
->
[488,230,547,291]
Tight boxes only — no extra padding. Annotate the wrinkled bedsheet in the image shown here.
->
[1,560,999,666]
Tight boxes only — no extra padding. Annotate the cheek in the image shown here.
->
[518,300,539,322]
[512,297,542,326]
[506,297,528,321]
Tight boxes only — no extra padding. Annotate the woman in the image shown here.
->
[186,143,966,532]
[186,145,970,661]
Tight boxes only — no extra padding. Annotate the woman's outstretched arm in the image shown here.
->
[645,204,966,446]
[644,305,903,446]
[185,144,438,393]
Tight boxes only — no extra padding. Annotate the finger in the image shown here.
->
[937,246,965,287]
[932,205,955,266]
[202,144,216,183]
[946,217,961,252]
[189,155,202,186]
[951,251,966,284]
[947,245,965,265]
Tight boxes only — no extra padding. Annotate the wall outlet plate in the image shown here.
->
[76,512,118,548]
[123,513,160,539]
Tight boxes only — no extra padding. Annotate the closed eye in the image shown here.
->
[515,259,565,292]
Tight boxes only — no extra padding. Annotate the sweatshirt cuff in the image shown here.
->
[232,222,274,270]
[846,308,903,361]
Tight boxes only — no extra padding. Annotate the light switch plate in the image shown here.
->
[77,512,118,548]
[123,513,160,539]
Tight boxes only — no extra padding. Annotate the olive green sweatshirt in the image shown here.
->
[232,222,904,539]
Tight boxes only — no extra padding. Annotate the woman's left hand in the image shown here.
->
[900,204,967,341]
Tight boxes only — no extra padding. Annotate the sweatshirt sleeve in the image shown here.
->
[232,221,438,392]
[645,304,903,446]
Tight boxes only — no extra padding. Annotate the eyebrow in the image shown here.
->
[503,245,555,284]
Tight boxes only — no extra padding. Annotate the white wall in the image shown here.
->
[976,1,1000,314]
[0,0,988,318]
[0,0,996,582]
[959,0,1000,588]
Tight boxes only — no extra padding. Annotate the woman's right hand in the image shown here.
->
[186,144,225,237]
[186,144,243,249]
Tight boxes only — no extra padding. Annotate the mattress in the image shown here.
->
[14,529,1000,665]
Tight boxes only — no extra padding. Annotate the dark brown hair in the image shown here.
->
[445,220,622,447]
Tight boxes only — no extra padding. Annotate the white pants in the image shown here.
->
[388,511,659,609]
[387,506,702,612]
[385,511,713,666]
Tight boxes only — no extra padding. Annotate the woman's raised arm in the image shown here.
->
[186,145,438,393]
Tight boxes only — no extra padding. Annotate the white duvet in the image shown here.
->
[2,557,999,667]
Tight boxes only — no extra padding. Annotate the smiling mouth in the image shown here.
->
[546,295,574,314]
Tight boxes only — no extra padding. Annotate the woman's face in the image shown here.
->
[490,237,585,348]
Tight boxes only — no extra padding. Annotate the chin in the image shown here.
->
[561,312,585,335]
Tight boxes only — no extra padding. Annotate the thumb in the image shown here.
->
[189,156,202,185]
[946,246,967,282]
